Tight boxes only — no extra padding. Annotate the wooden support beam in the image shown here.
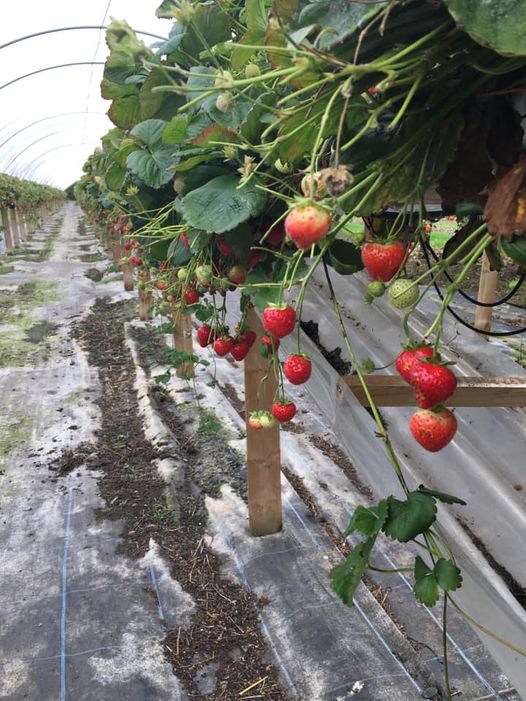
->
[341,375,526,407]
[244,306,282,536]
[475,251,498,333]
[0,207,15,254]
[138,271,153,321]
[9,208,20,247]
[172,309,194,379]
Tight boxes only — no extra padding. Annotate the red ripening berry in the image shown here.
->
[272,400,297,422]
[196,325,214,348]
[214,337,233,357]
[263,222,286,247]
[283,354,311,385]
[395,346,433,384]
[227,265,246,285]
[123,241,132,251]
[410,360,457,410]
[409,407,457,452]
[260,335,279,358]
[284,205,331,250]
[180,233,190,247]
[248,250,263,269]
[216,238,233,256]
[183,288,200,305]
[156,280,167,291]
[230,341,251,361]
[262,304,296,339]
[361,241,406,282]
[239,330,257,346]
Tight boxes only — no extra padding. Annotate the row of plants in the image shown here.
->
[75,1,526,693]
[0,173,64,211]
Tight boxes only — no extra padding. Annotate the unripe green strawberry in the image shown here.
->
[245,63,261,79]
[178,267,189,282]
[368,281,385,298]
[258,411,276,429]
[388,279,418,309]
[195,264,213,284]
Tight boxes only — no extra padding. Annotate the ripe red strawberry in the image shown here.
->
[262,304,296,338]
[260,335,279,357]
[248,412,262,430]
[283,354,311,385]
[361,241,406,282]
[156,280,167,291]
[264,222,286,247]
[216,238,233,256]
[180,233,190,247]
[227,265,246,285]
[410,358,457,409]
[230,341,251,361]
[197,325,214,348]
[248,250,263,269]
[214,337,233,357]
[285,204,331,249]
[239,330,257,346]
[410,407,457,452]
[183,287,200,305]
[395,346,433,384]
[123,241,132,251]
[272,400,297,422]
[132,256,143,266]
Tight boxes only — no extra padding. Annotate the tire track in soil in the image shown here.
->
[60,298,291,700]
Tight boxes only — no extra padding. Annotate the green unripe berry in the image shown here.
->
[368,281,385,297]
[388,278,419,309]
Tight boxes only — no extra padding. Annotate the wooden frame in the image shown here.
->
[342,375,526,407]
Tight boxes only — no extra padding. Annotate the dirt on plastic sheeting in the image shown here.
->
[70,297,291,700]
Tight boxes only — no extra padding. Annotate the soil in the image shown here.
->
[300,320,352,375]
[63,297,290,700]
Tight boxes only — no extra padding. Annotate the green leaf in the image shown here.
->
[163,116,188,145]
[167,237,193,266]
[413,556,439,606]
[383,492,436,543]
[231,0,267,69]
[434,559,463,592]
[105,163,126,192]
[298,1,387,49]
[179,174,267,233]
[444,0,526,56]
[417,486,467,506]
[330,537,376,606]
[131,119,166,147]
[343,501,388,538]
[108,95,141,130]
[327,239,363,275]
[127,149,176,189]
[139,68,186,120]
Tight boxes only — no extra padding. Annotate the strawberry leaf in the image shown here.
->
[330,537,376,606]
[434,558,462,592]
[413,556,439,606]
[383,492,436,543]
[343,501,388,538]
[417,486,466,506]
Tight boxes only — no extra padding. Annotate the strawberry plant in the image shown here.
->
[74,2,526,693]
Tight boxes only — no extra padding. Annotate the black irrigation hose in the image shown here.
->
[421,236,526,308]
[419,237,526,337]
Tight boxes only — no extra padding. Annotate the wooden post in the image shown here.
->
[474,250,498,333]
[244,306,282,536]
[9,208,20,247]
[172,309,195,379]
[138,271,153,320]
[15,209,26,242]
[1,207,15,254]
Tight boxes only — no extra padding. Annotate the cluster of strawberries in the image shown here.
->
[395,346,458,452]
[123,238,143,267]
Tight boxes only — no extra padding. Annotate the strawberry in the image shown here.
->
[214,337,233,357]
[368,280,385,297]
[197,325,214,348]
[230,341,251,361]
[264,222,286,247]
[248,250,263,269]
[123,241,132,251]
[248,412,263,430]
[272,400,297,422]
[424,221,432,234]
[132,256,142,266]
[285,204,331,249]
[361,241,406,282]
[180,233,190,247]
[178,268,189,282]
[388,279,418,309]
[183,287,200,305]
[156,280,167,291]
[262,304,296,338]
[227,265,246,285]
[395,346,433,384]
[260,335,279,358]
[216,238,233,256]
[239,330,257,346]
[283,354,311,385]
[410,407,457,452]
[195,264,213,284]
[259,411,276,429]
[410,360,457,409]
